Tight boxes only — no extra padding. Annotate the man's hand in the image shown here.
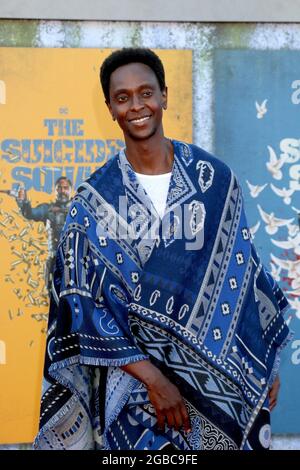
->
[121,360,191,432]
[146,371,191,433]
[17,187,27,201]
[269,375,280,411]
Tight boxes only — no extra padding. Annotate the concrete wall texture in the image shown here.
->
[0,18,300,450]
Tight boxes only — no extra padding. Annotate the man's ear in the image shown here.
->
[106,100,115,120]
[162,86,168,110]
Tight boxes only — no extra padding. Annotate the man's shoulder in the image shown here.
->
[77,155,119,194]
[173,140,232,175]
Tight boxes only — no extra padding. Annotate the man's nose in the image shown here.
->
[130,94,144,111]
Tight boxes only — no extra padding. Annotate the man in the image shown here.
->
[34,48,290,450]
[17,177,72,291]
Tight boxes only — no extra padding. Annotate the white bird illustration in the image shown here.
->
[255,99,268,119]
[270,184,294,205]
[257,204,294,235]
[266,146,288,180]
[246,180,267,198]
[287,223,299,237]
[249,220,261,239]
[270,253,300,280]
[286,287,300,297]
[269,262,281,282]
[291,277,300,290]
[271,232,300,255]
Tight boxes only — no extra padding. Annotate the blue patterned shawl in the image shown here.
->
[34,141,290,450]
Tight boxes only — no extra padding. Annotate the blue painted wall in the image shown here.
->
[214,50,300,433]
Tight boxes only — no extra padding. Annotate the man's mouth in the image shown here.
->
[58,194,69,201]
[129,115,151,124]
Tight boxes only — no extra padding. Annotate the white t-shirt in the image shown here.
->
[135,171,172,219]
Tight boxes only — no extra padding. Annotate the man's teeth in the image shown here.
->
[131,116,150,123]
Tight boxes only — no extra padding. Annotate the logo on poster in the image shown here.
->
[0,118,123,193]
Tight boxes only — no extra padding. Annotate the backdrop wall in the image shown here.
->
[0,18,299,449]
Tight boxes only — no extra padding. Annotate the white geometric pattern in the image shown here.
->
[70,206,78,218]
[213,328,222,341]
[131,272,139,283]
[116,253,124,264]
[196,160,215,193]
[235,252,245,265]
[98,236,107,247]
[242,228,250,240]
[221,302,231,315]
[229,277,238,290]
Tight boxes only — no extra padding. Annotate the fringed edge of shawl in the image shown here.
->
[102,375,140,450]
[268,302,294,387]
[48,353,149,372]
[33,393,82,449]
[33,353,148,450]
[240,307,294,450]
[268,329,294,388]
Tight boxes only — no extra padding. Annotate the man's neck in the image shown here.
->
[124,133,174,175]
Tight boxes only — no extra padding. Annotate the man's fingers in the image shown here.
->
[156,406,190,433]
[166,411,175,430]
[180,403,191,432]
[173,408,183,430]
[156,412,165,431]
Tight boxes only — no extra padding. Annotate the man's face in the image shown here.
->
[55,179,72,203]
[107,62,167,142]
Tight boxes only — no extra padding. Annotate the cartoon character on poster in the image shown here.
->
[1,177,73,292]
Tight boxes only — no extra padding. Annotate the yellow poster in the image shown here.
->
[0,48,192,444]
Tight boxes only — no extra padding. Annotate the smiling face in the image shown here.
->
[107,62,167,142]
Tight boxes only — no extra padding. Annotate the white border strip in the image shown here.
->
[2,0,300,22]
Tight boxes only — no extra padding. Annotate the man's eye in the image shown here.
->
[117,95,127,102]
[143,91,152,97]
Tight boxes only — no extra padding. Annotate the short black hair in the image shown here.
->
[100,47,166,102]
[55,176,72,188]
